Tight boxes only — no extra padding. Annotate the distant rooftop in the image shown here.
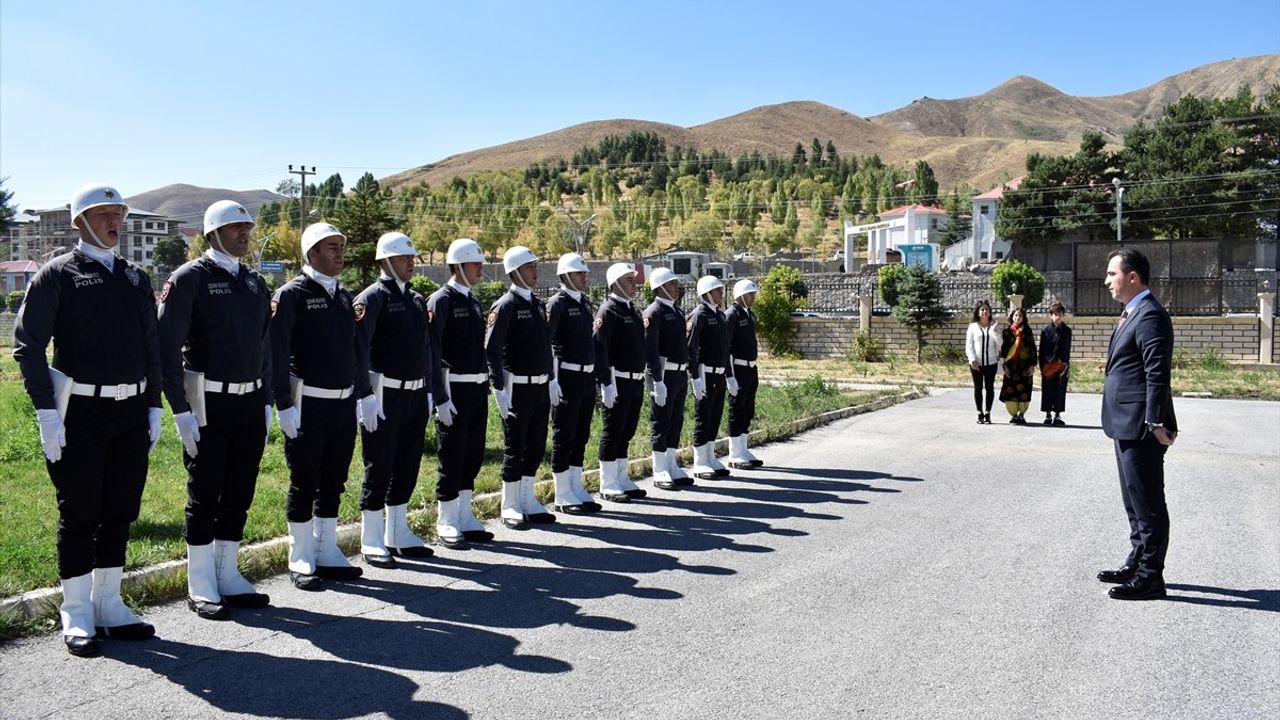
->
[974,176,1025,201]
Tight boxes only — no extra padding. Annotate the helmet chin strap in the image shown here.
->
[510,268,531,291]
[382,258,408,285]
[77,216,111,250]
[209,228,232,257]
[612,281,634,301]
[451,264,472,289]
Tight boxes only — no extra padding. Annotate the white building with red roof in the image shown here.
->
[943,176,1023,270]
[843,203,949,268]
[1,260,39,296]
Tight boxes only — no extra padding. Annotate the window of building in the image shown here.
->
[133,250,142,261]
[980,251,989,260]
[980,206,989,216]
[995,251,1004,259]
[145,222,154,230]
[930,218,938,229]
[145,251,152,259]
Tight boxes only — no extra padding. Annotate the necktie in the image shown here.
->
[1117,309,1129,328]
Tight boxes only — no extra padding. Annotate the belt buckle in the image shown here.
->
[115,383,128,401]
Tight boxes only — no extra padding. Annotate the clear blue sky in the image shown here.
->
[2,0,1277,211]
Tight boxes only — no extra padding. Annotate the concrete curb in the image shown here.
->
[1,388,925,625]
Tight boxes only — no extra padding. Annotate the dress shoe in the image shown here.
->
[579,500,603,513]
[187,596,229,620]
[363,553,397,569]
[1097,565,1137,584]
[555,502,588,515]
[524,511,557,524]
[654,478,679,491]
[977,413,985,424]
[388,545,435,558]
[624,488,647,499]
[437,535,467,550]
[1044,416,1053,425]
[315,565,363,581]
[291,572,322,591]
[222,591,270,609]
[64,635,100,657]
[1053,417,1066,427]
[673,477,695,487]
[601,491,631,503]
[1108,575,1166,600]
[461,530,493,543]
[95,622,155,641]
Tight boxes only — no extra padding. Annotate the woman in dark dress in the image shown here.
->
[999,307,1036,424]
[1039,301,1072,426]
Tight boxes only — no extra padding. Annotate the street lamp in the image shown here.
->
[1112,177,1125,243]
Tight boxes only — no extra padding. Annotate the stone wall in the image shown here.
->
[794,311,1268,363]
[0,313,13,347]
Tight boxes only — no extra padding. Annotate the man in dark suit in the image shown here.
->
[1099,247,1178,600]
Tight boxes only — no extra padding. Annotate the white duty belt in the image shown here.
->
[612,369,645,381]
[449,373,488,384]
[508,374,549,385]
[382,376,426,391]
[299,384,354,400]
[732,359,757,368]
[664,361,688,372]
[702,365,726,375]
[559,362,594,373]
[70,378,147,401]
[205,378,262,395]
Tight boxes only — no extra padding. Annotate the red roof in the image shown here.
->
[879,204,948,217]
[0,260,38,273]
[974,175,1025,200]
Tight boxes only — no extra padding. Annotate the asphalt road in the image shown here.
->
[1,389,1276,720]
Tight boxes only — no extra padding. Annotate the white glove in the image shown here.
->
[173,411,201,457]
[601,383,617,409]
[358,394,384,433]
[548,378,563,406]
[36,408,65,463]
[494,387,512,420]
[652,380,668,407]
[147,407,163,454]
[436,399,457,427]
[692,377,706,401]
[426,393,434,414]
[264,405,273,438]
[277,406,301,439]
[727,377,740,397]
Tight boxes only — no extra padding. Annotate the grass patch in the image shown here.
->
[0,355,887,605]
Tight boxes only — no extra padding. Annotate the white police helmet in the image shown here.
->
[301,222,345,258]
[696,275,724,297]
[606,262,637,288]
[649,267,678,290]
[502,246,538,274]
[70,183,129,224]
[733,278,759,299]
[376,231,416,260]
[204,200,254,236]
[446,238,484,265]
[557,252,589,275]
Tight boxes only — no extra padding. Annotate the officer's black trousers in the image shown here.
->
[184,388,267,545]
[550,370,595,472]
[435,381,488,502]
[727,366,758,437]
[693,373,727,446]
[501,383,550,483]
[360,386,428,511]
[283,395,356,522]
[1115,436,1170,576]
[649,370,688,452]
[48,394,149,579]
[599,377,643,462]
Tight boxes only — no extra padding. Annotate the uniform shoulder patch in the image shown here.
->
[271,299,279,318]
[353,302,366,322]
[593,316,604,332]
[159,280,172,304]
[643,316,650,329]
[686,319,695,334]
[486,310,497,327]
[427,308,434,324]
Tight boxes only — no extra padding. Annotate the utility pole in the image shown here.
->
[1112,177,1125,243]
[288,164,316,238]
[560,208,598,255]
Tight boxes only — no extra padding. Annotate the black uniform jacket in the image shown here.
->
[354,277,438,389]
[269,273,371,409]
[593,294,646,385]
[485,288,552,391]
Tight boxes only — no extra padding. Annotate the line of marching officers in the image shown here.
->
[13,186,766,658]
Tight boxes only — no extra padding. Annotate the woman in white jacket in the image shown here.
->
[965,301,1001,424]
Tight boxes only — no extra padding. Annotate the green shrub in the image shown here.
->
[755,265,807,358]
[409,275,439,297]
[849,330,883,362]
[922,343,966,363]
[1198,347,1229,372]
[878,264,907,307]
[1170,347,1188,370]
[6,290,24,313]
[472,280,508,310]
[990,260,1045,309]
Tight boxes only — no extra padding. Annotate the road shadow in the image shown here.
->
[470,539,730,577]
[234,604,574,674]
[541,510,774,554]
[761,466,924,484]
[107,636,468,719]
[1164,583,1280,612]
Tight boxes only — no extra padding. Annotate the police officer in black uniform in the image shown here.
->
[592,262,648,502]
[486,246,556,528]
[427,238,495,548]
[158,200,272,620]
[270,222,372,590]
[643,267,691,491]
[13,183,162,656]
[354,232,439,567]
[546,252,602,513]
[726,278,764,468]
[687,275,735,479]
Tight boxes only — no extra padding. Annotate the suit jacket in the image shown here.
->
[1102,293,1178,440]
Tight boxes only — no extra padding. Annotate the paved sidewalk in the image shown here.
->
[1,390,1276,719]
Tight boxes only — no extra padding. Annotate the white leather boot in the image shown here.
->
[569,466,601,510]
[616,457,646,498]
[186,543,228,620]
[361,508,396,567]
[651,450,676,489]
[707,441,730,476]
[59,572,97,656]
[213,540,269,608]
[314,517,362,580]
[287,520,321,590]
[667,447,691,482]
[691,442,717,479]
[436,498,465,548]
[91,567,153,640]
[501,480,525,528]
[553,469,584,513]
[457,490,494,542]
[385,504,433,558]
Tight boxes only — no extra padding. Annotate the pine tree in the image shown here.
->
[891,264,953,362]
